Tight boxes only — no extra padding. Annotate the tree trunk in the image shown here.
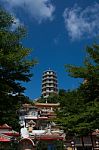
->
[90,132,94,150]
[81,136,85,150]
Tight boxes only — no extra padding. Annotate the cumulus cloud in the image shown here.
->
[2,0,55,23]
[63,3,99,40]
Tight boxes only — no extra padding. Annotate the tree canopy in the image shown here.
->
[0,8,37,130]
[56,44,99,138]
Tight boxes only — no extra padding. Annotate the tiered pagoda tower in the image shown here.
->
[41,69,58,98]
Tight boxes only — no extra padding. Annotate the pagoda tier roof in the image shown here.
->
[35,102,60,107]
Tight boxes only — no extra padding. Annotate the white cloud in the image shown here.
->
[63,3,99,40]
[11,17,22,30]
[3,0,55,23]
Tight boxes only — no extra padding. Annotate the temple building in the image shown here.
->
[41,69,58,98]
[19,102,65,150]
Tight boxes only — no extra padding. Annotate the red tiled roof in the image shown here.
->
[3,131,19,137]
[35,103,60,107]
[0,136,10,142]
[0,124,12,129]
[36,135,63,141]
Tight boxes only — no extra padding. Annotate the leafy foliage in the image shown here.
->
[56,44,99,137]
[37,93,60,103]
[0,8,37,130]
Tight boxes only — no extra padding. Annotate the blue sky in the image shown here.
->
[1,0,99,100]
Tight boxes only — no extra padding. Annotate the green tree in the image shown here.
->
[56,44,99,149]
[64,44,99,132]
[65,44,99,102]
[0,8,37,130]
